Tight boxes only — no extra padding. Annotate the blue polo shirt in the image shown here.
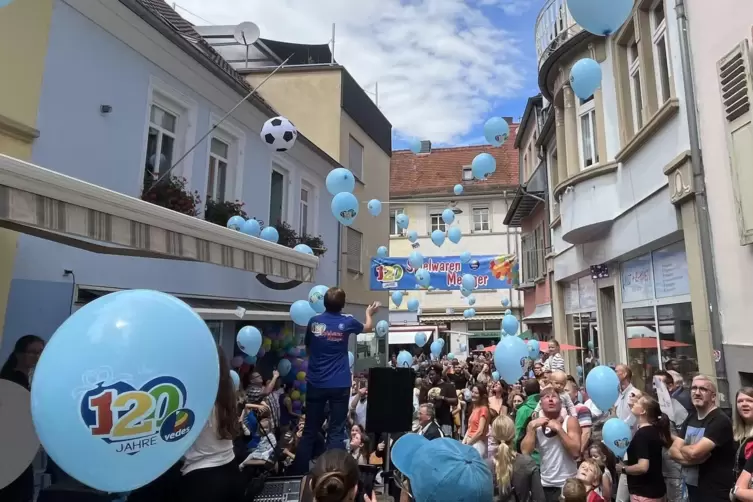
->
[305,312,364,388]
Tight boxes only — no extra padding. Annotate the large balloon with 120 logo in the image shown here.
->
[30,290,219,492]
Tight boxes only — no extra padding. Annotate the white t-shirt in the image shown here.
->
[182,409,235,475]
[352,395,367,428]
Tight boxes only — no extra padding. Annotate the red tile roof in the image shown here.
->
[390,126,520,198]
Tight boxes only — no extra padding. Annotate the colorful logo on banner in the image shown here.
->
[371,254,519,290]
[80,376,195,455]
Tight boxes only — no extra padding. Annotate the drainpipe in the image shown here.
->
[675,0,728,398]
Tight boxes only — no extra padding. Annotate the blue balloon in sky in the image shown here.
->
[376,320,389,338]
[527,339,540,359]
[483,117,511,147]
[431,229,446,247]
[460,251,472,264]
[348,351,355,369]
[308,285,329,313]
[407,298,420,312]
[502,314,519,336]
[278,359,292,377]
[467,295,476,306]
[415,269,431,287]
[396,213,410,229]
[377,246,388,258]
[237,325,263,356]
[408,251,424,269]
[447,226,462,244]
[442,208,455,225]
[326,167,355,195]
[602,418,633,457]
[570,58,603,100]
[30,290,219,492]
[568,0,634,36]
[391,291,404,307]
[227,215,245,231]
[430,340,442,357]
[260,226,279,243]
[415,332,428,347]
[461,273,476,291]
[294,244,314,255]
[454,184,464,196]
[407,230,419,243]
[409,138,423,155]
[494,335,528,384]
[241,218,261,237]
[331,192,359,226]
[586,365,620,411]
[290,300,316,326]
[472,152,497,180]
[368,199,382,216]
[397,350,413,368]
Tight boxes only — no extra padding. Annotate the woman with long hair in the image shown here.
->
[179,345,242,502]
[488,380,508,419]
[618,395,671,502]
[489,415,545,502]
[586,441,616,502]
[0,334,44,390]
[508,390,524,420]
[463,384,490,457]
[733,387,753,480]
[348,427,370,466]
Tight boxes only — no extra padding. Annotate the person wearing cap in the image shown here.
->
[521,388,581,502]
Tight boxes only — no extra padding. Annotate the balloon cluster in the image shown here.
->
[327,168,359,226]
[584,365,633,457]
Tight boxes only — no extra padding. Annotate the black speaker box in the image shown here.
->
[365,367,414,434]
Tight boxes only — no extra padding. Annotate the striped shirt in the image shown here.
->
[543,353,566,372]
[574,402,592,429]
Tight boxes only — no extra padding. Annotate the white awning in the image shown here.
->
[523,303,552,324]
[389,329,436,345]
[194,309,292,321]
[0,155,317,282]
[419,314,505,322]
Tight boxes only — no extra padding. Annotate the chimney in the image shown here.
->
[503,116,514,124]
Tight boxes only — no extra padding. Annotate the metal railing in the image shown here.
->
[534,0,583,68]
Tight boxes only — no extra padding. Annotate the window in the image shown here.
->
[348,135,364,180]
[462,166,473,181]
[206,137,229,202]
[145,104,177,179]
[205,320,223,345]
[472,207,490,232]
[521,233,539,282]
[269,168,287,226]
[650,0,671,104]
[389,207,405,236]
[627,40,644,131]
[299,182,313,236]
[429,209,447,233]
[346,227,363,272]
[577,96,599,168]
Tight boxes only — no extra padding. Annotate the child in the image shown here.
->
[240,413,277,470]
[576,460,605,502]
[561,478,588,502]
[586,442,614,501]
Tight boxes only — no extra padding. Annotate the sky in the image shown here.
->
[171,0,542,149]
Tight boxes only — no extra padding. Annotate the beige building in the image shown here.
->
[535,0,723,394]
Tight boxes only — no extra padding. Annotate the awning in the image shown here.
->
[420,313,505,322]
[388,330,434,345]
[0,155,317,282]
[523,303,552,324]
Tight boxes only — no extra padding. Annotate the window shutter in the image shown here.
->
[346,228,363,272]
[718,40,753,245]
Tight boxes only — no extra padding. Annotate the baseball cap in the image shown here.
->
[392,436,493,502]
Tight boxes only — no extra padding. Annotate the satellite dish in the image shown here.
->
[233,22,260,46]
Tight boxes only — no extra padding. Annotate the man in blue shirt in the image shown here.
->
[290,287,379,474]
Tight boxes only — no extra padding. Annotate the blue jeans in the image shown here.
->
[290,385,350,474]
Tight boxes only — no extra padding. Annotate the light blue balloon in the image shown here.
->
[241,218,261,236]
[260,226,279,243]
[396,213,410,229]
[447,353,455,360]
[505,309,512,315]
[527,339,540,359]
[430,340,442,357]
[409,138,423,155]
[467,295,476,306]
[441,208,455,225]
[278,359,292,377]
[437,338,445,347]
[494,335,528,384]
[492,371,500,381]
[576,365,584,376]
[570,58,603,100]
[460,287,472,297]
[230,370,240,390]
[502,298,510,307]
[460,251,472,264]
[377,246,388,258]
[245,355,257,365]
[237,325,263,356]
[407,298,420,312]
[463,309,472,319]
[30,290,219,493]
[326,167,355,195]
[588,340,595,351]
[472,152,497,180]
[415,332,428,347]
[368,199,382,216]
[391,291,404,307]
[469,308,476,317]
[308,285,329,314]
[585,366,620,411]
[348,351,355,369]
[407,230,419,243]
[0,0,17,7]
[502,314,519,336]
[602,418,633,457]
[227,215,245,230]
[483,117,511,147]
[461,273,476,291]
[331,192,359,226]
[454,184,464,196]
[459,343,467,352]
[290,300,316,326]
[397,350,413,368]
[376,320,389,338]
[408,251,424,269]
[447,226,462,244]
[568,0,634,36]
[415,269,431,287]
[431,229,446,247]
[294,243,314,255]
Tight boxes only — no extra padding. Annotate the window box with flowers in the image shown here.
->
[141,173,201,216]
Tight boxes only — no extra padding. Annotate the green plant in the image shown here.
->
[204,198,248,226]
[272,220,327,256]
[142,173,201,216]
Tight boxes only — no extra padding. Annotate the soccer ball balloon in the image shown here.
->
[261,116,298,152]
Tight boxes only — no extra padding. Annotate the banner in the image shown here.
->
[370,254,519,291]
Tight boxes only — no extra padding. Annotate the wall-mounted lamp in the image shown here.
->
[100,105,112,114]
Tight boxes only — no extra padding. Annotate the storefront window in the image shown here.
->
[564,276,599,384]
[625,306,659,392]
[658,303,699,387]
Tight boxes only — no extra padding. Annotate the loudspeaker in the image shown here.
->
[366,367,414,433]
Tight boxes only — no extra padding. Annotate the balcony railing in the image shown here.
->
[535,0,584,68]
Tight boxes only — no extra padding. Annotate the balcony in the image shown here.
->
[535,0,585,68]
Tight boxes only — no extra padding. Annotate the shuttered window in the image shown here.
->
[718,40,753,245]
[347,227,363,272]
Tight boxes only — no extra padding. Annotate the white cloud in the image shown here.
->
[173,0,531,143]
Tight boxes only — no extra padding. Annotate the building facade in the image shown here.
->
[536,0,721,394]
[388,142,522,356]
[0,0,341,363]
[684,0,753,397]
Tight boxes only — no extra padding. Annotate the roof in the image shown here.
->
[390,128,519,198]
[514,95,543,149]
[258,38,334,65]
